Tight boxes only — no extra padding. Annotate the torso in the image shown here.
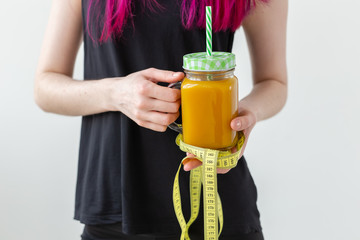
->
[76,0,262,237]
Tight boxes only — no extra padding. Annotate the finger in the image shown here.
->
[231,114,256,131]
[185,153,231,173]
[142,98,180,113]
[184,159,231,174]
[183,158,202,171]
[135,119,168,132]
[135,110,180,127]
[183,153,196,166]
[230,146,237,154]
[141,68,184,83]
[182,158,191,166]
[217,168,231,174]
[141,81,181,102]
[185,154,231,174]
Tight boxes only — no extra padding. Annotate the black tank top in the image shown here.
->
[75,0,262,237]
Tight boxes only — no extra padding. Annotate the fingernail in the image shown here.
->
[236,120,241,128]
[182,158,190,165]
[172,72,182,77]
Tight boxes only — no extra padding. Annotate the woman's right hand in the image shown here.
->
[106,68,184,132]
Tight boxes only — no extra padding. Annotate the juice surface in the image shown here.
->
[181,76,238,149]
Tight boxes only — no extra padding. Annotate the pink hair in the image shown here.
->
[87,0,267,43]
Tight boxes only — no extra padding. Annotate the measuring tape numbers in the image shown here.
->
[173,132,245,240]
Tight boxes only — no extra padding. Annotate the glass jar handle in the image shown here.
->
[168,82,183,134]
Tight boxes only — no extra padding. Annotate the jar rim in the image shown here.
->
[184,68,235,81]
[184,68,235,74]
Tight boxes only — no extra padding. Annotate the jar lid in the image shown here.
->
[183,52,236,71]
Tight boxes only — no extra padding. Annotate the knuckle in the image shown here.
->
[243,118,250,127]
[145,67,156,75]
[169,105,177,113]
[174,112,180,120]
[169,91,179,101]
[167,103,178,113]
[127,72,135,78]
[159,115,168,126]
[137,82,149,95]
[158,126,167,132]
[173,102,181,112]
[136,99,147,109]
[133,109,142,119]
[137,120,146,128]
[163,114,173,125]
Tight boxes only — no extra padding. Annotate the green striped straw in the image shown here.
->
[206,6,212,57]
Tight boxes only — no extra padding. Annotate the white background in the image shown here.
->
[0,1,359,240]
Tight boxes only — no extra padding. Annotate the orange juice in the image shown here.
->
[181,70,238,149]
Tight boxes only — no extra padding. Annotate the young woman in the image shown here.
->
[35,0,288,239]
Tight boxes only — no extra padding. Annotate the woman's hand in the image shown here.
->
[106,68,184,132]
[182,107,257,174]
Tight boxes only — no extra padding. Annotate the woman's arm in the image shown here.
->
[35,0,183,132]
[234,0,288,125]
[34,0,92,115]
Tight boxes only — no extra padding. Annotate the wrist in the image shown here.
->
[100,77,128,113]
[99,77,117,112]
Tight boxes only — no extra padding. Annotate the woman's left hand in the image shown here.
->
[182,108,257,174]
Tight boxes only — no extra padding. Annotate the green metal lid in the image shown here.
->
[183,52,236,71]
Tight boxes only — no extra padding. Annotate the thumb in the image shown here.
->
[141,68,184,83]
[231,114,255,131]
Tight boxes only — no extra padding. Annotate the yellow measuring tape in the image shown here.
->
[173,132,245,240]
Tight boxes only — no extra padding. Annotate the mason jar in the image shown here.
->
[181,52,238,150]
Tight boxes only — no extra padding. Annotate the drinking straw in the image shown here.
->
[206,6,212,57]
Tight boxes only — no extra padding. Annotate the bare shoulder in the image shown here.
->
[53,0,82,16]
[36,0,83,76]
[68,0,82,15]
[242,0,288,31]
[241,0,288,85]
